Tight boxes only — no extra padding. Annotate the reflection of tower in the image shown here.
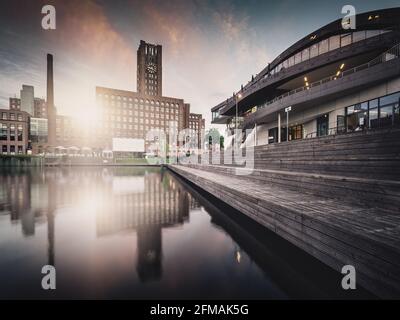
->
[47,54,56,146]
[136,224,162,282]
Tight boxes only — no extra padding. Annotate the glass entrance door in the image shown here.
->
[317,114,329,137]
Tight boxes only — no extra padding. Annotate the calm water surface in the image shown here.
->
[0,167,372,299]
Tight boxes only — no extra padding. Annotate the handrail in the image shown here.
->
[215,31,395,114]
[256,42,400,110]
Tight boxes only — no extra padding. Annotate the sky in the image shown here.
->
[0,0,399,129]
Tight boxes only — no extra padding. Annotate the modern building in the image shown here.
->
[30,117,48,154]
[20,85,34,116]
[0,109,30,154]
[212,8,400,145]
[137,40,162,96]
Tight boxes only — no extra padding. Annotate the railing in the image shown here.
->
[217,31,395,113]
[305,121,400,139]
[305,126,346,139]
[256,43,400,110]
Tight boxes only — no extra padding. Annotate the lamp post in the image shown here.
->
[285,106,292,142]
[235,93,242,129]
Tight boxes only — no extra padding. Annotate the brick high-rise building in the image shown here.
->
[137,40,162,96]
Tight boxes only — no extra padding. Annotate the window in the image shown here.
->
[288,56,295,67]
[289,125,303,140]
[310,44,319,58]
[10,125,15,141]
[17,114,23,121]
[329,35,340,51]
[294,52,302,64]
[352,31,366,43]
[319,39,329,54]
[340,33,352,47]
[301,48,310,62]
[0,124,7,140]
[17,125,23,141]
[18,146,23,154]
[1,145,7,154]
[380,105,394,126]
[10,145,15,154]
[346,104,368,131]
[380,92,400,106]
[2,112,7,120]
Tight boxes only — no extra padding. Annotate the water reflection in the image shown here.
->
[0,167,373,299]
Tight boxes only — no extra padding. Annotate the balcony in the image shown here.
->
[242,43,400,128]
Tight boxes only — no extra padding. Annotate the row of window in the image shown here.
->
[0,124,24,141]
[97,94,179,107]
[1,112,24,121]
[102,104,179,113]
[104,114,179,121]
[1,145,24,154]
[344,91,400,131]
[267,30,391,77]
[56,125,183,140]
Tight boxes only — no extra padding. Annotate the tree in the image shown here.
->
[205,128,221,150]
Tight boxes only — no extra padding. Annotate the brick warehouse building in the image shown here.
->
[0,109,30,154]
[57,40,204,156]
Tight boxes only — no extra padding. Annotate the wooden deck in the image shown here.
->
[167,164,400,298]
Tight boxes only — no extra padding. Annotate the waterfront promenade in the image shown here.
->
[167,128,400,298]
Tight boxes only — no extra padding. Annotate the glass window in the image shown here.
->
[380,105,393,127]
[294,52,302,64]
[1,112,6,120]
[395,104,400,124]
[380,92,400,106]
[0,124,7,140]
[369,99,378,109]
[10,125,15,141]
[310,44,319,58]
[369,108,379,128]
[329,35,340,51]
[340,33,352,47]
[2,145,7,153]
[352,31,366,42]
[301,48,310,61]
[288,56,295,67]
[319,39,329,54]
[283,59,289,69]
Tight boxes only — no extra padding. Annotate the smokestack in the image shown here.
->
[47,54,56,146]
[47,54,54,108]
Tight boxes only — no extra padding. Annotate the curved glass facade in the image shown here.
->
[265,29,391,79]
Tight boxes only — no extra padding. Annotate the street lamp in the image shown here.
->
[235,93,242,129]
